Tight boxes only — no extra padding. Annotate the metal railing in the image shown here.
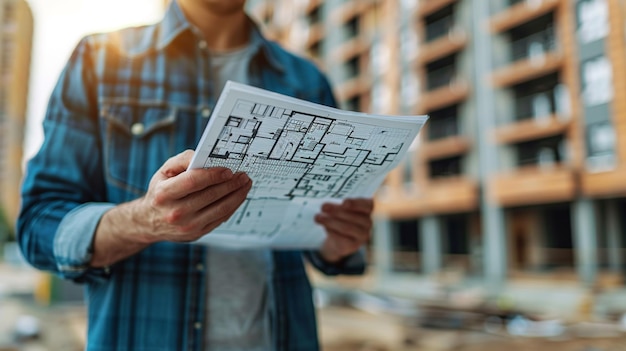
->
[514,90,557,121]
[515,140,564,167]
[511,27,557,62]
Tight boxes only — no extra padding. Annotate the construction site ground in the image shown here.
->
[2,264,626,351]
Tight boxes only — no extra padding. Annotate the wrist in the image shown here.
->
[102,199,157,246]
[127,198,160,245]
[89,200,155,268]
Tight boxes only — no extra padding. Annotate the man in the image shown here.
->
[17,0,373,350]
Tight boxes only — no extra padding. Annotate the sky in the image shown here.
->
[23,0,165,161]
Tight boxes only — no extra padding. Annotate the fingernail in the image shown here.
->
[221,169,233,180]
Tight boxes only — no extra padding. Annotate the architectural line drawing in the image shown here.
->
[189,82,427,248]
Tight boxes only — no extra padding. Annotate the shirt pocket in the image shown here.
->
[101,102,177,197]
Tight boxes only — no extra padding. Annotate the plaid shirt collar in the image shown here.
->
[141,0,286,73]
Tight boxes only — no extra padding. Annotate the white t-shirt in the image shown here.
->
[205,44,272,351]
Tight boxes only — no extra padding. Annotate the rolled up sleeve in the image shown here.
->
[17,36,110,283]
[53,203,115,280]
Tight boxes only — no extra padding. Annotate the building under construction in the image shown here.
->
[248,0,626,302]
[0,0,32,232]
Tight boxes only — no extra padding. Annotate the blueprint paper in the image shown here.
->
[188,81,427,249]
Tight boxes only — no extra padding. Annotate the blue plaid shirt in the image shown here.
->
[17,2,365,350]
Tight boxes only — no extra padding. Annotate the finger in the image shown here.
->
[159,167,238,200]
[156,150,195,180]
[315,213,371,242]
[175,212,233,242]
[326,229,362,245]
[199,211,234,236]
[342,198,374,214]
[323,229,362,256]
[176,173,252,214]
[191,177,252,230]
[320,199,373,215]
[316,209,372,233]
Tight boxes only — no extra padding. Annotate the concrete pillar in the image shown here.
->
[482,206,508,289]
[572,199,598,287]
[471,0,508,289]
[605,200,623,272]
[373,216,393,277]
[420,216,442,275]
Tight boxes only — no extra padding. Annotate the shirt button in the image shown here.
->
[195,263,204,271]
[194,322,202,330]
[198,40,207,50]
[201,108,211,118]
[131,123,144,136]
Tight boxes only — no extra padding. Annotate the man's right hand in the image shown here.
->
[135,150,252,244]
[90,150,252,267]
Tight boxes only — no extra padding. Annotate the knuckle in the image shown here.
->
[184,172,199,189]
[152,184,168,206]
[165,208,183,224]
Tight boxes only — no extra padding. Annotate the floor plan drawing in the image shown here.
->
[189,82,427,248]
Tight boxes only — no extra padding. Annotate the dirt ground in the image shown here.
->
[2,297,626,351]
[319,306,626,351]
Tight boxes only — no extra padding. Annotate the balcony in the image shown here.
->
[494,115,570,145]
[491,52,562,88]
[515,134,565,168]
[490,0,560,33]
[490,165,576,206]
[513,88,560,121]
[419,28,467,64]
[418,0,458,17]
[510,26,556,64]
[375,176,478,218]
[582,167,626,197]
[419,177,479,214]
[419,80,470,113]
[422,136,472,160]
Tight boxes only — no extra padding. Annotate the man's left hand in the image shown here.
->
[314,198,374,264]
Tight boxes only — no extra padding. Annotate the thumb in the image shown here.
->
[155,150,195,181]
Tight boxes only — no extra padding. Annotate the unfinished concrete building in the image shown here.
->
[249,0,626,305]
[0,0,33,228]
